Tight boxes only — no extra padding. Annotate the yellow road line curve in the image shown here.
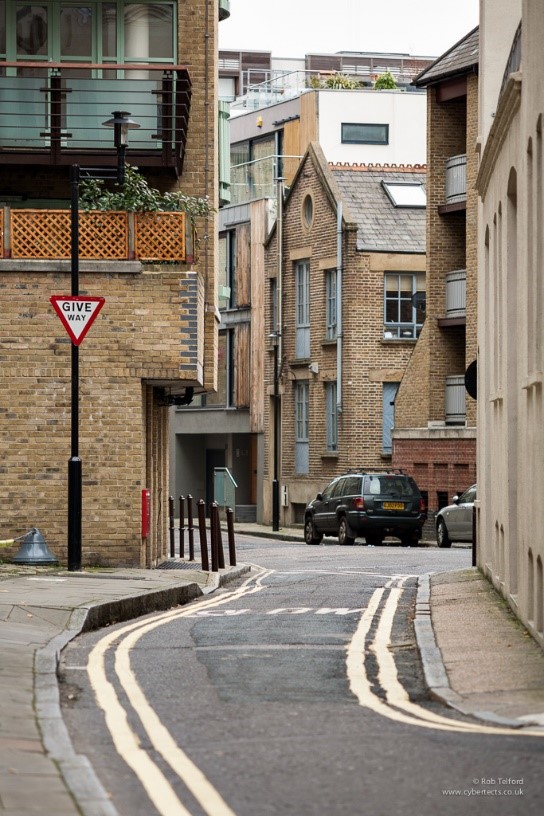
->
[87,567,271,816]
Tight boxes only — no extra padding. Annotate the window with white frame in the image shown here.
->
[295,260,310,358]
[325,268,337,340]
[295,381,309,474]
[325,381,338,452]
[384,272,425,339]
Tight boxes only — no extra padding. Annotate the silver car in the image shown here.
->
[436,484,476,547]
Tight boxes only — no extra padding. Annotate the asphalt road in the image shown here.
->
[60,537,543,816]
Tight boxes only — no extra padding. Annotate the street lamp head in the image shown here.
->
[102,110,140,147]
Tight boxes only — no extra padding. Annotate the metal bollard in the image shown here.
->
[168,496,175,558]
[179,495,185,558]
[226,507,236,566]
[217,507,226,570]
[210,501,219,572]
[187,495,195,561]
[197,499,209,571]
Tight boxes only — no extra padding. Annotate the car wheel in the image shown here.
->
[365,533,383,546]
[338,516,355,546]
[305,516,323,546]
[437,518,451,548]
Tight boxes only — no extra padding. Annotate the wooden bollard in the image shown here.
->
[210,501,219,572]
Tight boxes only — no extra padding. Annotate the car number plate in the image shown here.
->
[383,502,405,511]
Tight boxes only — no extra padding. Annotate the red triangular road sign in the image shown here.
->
[50,296,105,346]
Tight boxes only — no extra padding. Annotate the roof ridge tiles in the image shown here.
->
[328,162,426,172]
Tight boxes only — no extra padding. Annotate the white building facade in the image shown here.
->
[477,0,544,646]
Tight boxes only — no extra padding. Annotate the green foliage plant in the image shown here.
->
[306,72,361,90]
[373,71,398,90]
[79,164,213,227]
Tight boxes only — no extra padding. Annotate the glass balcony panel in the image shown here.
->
[0,77,46,147]
[66,78,162,150]
[445,269,466,317]
[445,154,467,204]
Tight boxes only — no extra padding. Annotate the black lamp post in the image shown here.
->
[66,112,139,571]
[101,110,141,185]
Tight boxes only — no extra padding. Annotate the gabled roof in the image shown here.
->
[330,164,426,254]
[413,27,479,87]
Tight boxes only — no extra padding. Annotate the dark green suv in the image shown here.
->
[304,470,427,547]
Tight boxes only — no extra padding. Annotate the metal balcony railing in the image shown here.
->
[445,154,467,204]
[445,269,466,317]
[0,63,191,174]
[445,376,466,425]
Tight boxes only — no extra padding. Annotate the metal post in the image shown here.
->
[179,495,185,558]
[472,504,477,568]
[168,496,175,558]
[197,499,209,571]
[187,495,195,561]
[68,164,82,572]
[217,509,225,570]
[210,502,219,572]
[226,507,236,566]
[272,335,280,531]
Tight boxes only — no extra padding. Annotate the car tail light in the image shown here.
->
[354,497,365,510]
[419,498,426,513]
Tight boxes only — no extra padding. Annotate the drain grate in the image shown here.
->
[158,560,203,570]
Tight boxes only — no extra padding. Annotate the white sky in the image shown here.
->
[219,0,480,59]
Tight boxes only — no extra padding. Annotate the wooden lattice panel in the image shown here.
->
[79,211,128,259]
[11,210,72,259]
[10,210,128,260]
[135,212,186,262]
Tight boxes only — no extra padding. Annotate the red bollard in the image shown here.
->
[168,496,175,558]
[179,495,185,558]
[187,495,195,561]
[197,499,209,571]
[226,507,236,566]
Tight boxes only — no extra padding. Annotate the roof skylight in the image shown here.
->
[382,182,426,208]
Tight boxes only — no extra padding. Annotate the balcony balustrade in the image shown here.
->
[0,63,191,175]
[445,269,466,317]
[445,154,467,204]
[445,375,466,425]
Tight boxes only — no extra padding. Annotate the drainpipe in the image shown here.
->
[336,202,343,414]
[272,175,284,531]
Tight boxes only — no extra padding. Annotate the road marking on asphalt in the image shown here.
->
[347,578,544,737]
[87,567,272,816]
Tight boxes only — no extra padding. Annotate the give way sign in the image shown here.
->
[50,296,105,346]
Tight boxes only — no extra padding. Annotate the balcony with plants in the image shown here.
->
[0,166,210,264]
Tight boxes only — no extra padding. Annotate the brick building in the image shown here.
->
[0,0,224,566]
[392,29,479,516]
[263,143,426,525]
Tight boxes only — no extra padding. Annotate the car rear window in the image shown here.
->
[364,475,419,497]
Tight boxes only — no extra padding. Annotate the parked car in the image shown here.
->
[304,470,427,547]
[435,484,477,547]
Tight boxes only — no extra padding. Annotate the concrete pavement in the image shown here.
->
[1,527,544,815]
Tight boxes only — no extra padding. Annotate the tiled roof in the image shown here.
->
[330,164,426,254]
[413,27,479,86]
